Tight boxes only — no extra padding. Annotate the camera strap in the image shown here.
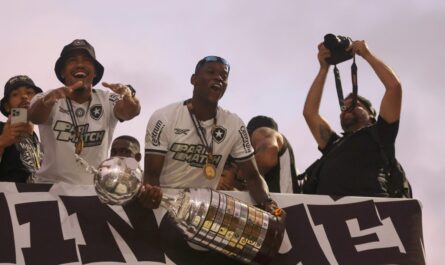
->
[333,55,358,111]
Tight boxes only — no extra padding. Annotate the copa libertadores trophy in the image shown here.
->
[76,155,285,265]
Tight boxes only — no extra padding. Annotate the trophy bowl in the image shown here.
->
[93,156,143,205]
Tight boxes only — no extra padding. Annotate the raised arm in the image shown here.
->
[303,43,335,149]
[351,41,402,123]
[28,81,83,124]
[102,82,141,121]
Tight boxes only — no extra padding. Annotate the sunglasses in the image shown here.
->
[195,56,230,73]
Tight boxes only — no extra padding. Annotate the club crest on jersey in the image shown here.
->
[90,104,103,120]
[75,108,85,117]
[213,126,227,144]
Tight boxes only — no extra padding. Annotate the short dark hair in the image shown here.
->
[113,135,140,151]
[247,115,278,136]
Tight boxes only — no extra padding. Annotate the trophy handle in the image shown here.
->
[160,190,191,220]
[75,154,99,175]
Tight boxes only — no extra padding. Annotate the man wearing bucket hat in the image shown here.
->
[302,40,403,197]
[0,75,43,182]
[28,39,140,184]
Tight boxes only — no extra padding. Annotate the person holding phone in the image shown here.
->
[0,75,43,182]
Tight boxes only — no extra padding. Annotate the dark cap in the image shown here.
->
[54,39,104,86]
[195,56,230,74]
[1,75,42,116]
[247,115,278,136]
[345,93,377,118]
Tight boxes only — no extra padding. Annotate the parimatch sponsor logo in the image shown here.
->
[170,143,222,168]
[53,121,105,147]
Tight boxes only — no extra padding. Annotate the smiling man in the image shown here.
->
[28,39,140,184]
[139,56,281,215]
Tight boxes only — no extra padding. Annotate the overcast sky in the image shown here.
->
[1,0,444,263]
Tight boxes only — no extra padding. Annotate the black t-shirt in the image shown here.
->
[316,116,399,197]
[0,122,41,183]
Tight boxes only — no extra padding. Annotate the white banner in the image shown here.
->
[0,182,425,265]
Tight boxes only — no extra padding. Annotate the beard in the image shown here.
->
[341,113,359,132]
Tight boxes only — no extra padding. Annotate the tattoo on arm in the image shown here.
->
[319,125,332,144]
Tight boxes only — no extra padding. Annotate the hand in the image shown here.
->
[42,81,84,107]
[0,117,29,147]
[102,82,132,98]
[258,197,286,219]
[317,42,331,69]
[348,40,371,58]
[138,184,163,209]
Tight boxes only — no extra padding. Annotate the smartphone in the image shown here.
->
[11,108,28,124]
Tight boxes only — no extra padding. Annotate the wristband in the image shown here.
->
[126,85,136,97]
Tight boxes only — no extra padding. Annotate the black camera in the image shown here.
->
[323,34,353,65]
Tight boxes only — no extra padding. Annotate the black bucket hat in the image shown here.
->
[247,115,278,136]
[1,75,43,117]
[54,39,104,86]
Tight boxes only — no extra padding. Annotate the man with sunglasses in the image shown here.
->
[303,40,403,197]
[140,56,281,214]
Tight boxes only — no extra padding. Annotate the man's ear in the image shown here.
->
[190,74,196,86]
[135,153,142,162]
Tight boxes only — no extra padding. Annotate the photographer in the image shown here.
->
[303,39,402,197]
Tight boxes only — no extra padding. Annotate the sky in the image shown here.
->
[1,0,444,263]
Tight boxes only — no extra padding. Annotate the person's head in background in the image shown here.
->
[217,156,246,191]
[110,135,141,162]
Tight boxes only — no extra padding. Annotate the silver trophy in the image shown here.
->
[75,155,143,205]
[76,155,285,265]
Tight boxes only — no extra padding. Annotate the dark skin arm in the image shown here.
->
[237,158,280,213]
[138,153,165,209]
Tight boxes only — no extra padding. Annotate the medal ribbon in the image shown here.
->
[186,102,217,165]
[66,98,92,155]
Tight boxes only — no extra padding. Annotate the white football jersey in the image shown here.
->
[31,89,120,185]
[145,101,254,189]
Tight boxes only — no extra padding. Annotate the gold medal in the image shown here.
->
[203,163,216,179]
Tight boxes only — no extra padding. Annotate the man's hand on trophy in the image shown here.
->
[260,197,287,221]
[138,184,163,209]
